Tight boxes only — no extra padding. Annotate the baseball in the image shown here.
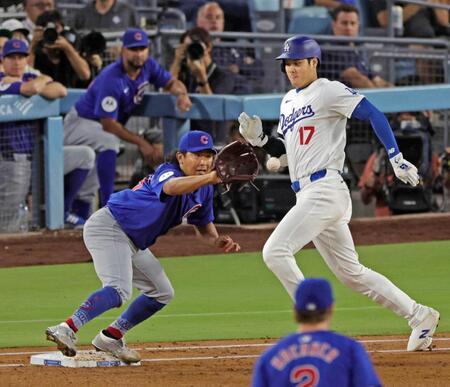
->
[266,157,281,172]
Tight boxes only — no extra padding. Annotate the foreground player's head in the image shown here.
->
[276,35,321,89]
[176,130,216,176]
[294,278,334,328]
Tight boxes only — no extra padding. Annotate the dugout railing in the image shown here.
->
[1,85,450,231]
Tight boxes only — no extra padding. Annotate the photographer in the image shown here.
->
[170,27,249,142]
[28,10,90,88]
[76,31,107,88]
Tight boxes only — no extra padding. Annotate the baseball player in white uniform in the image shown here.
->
[238,35,440,352]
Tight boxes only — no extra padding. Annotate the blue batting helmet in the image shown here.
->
[276,35,321,72]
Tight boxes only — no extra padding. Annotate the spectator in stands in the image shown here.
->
[22,0,55,33]
[0,39,94,230]
[0,19,30,42]
[370,0,449,38]
[74,0,138,31]
[370,0,449,84]
[321,4,392,88]
[76,30,107,88]
[169,27,250,143]
[359,112,440,217]
[28,10,91,88]
[195,1,264,92]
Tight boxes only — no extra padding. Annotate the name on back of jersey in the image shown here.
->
[270,339,340,371]
[279,105,315,135]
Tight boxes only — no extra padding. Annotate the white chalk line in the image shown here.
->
[1,337,450,357]
[0,306,381,324]
[1,347,450,368]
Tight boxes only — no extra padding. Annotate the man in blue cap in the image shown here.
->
[252,278,382,386]
[63,27,193,222]
[46,130,240,364]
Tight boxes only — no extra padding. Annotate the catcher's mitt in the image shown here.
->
[215,141,259,184]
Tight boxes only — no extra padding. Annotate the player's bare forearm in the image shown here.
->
[163,171,221,196]
[64,44,91,81]
[20,75,53,96]
[194,223,241,253]
[40,81,68,100]
[100,118,146,146]
[164,78,188,97]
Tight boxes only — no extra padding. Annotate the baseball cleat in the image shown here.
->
[407,308,440,351]
[46,322,78,357]
[92,331,141,364]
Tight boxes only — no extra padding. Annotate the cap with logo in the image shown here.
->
[179,130,215,153]
[2,39,29,58]
[122,28,149,48]
[295,278,334,312]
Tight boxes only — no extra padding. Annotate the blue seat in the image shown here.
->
[288,6,332,35]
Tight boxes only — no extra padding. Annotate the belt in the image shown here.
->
[291,169,328,193]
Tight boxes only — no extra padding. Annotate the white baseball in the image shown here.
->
[266,157,281,172]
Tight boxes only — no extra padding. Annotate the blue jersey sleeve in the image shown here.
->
[93,79,123,120]
[351,97,400,158]
[251,355,269,387]
[150,165,182,201]
[0,81,22,95]
[187,185,215,226]
[148,57,172,89]
[350,341,382,387]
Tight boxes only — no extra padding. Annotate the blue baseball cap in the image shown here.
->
[2,39,29,57]
[295,278,334,312]
[122,28,149,48]
[179,130,215,153]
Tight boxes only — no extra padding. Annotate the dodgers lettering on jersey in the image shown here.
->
[0,72,39,157]
[277,79,363,182]
[75,57,172,125]
[107,162,214,250]
[252,331,381,387]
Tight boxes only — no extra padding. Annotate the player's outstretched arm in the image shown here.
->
[351,98,419,186]
[194,223,241,253]
[163,171,221,196]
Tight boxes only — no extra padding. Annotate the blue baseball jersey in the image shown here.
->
[252,330,381,387]
[75,57,172,125]
[107,162,215,250]
[0,72,39,157]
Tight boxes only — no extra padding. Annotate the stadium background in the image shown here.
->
[0,0,450,385]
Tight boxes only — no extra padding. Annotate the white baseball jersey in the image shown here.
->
[277,78,364,182]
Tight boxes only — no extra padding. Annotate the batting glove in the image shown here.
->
[238,112,268,147]
[389,152,420,186]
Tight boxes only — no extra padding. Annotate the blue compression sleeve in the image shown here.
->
[351,98,400,158]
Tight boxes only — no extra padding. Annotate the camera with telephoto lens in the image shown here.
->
[42,22,77,46]
[186,39,204,61]
[80,31,106,56]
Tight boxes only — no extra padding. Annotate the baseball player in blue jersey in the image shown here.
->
[64,27,192,222]
[238,36,440,352]
[0,39,94,229]
[252,278,382,387]
[45,130,240,363]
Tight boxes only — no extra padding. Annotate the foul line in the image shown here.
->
[1,347,450,368]
[1,338,450,357]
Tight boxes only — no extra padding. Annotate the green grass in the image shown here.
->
[0,240,449,348]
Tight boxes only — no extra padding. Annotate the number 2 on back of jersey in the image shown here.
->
[298,126,315,145]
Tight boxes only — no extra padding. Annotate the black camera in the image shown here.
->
[42,23,77,46]
[80,31,106,56]
[186,40,204,61]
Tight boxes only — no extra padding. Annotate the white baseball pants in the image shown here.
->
[263,173,427,328]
